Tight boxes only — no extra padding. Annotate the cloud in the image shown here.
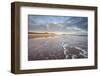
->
[28,15,88,34]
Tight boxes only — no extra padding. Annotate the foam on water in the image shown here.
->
[59,35,88,59]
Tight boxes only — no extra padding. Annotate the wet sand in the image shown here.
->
[28,34,88,61]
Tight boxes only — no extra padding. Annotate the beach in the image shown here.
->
[28,34,88,61]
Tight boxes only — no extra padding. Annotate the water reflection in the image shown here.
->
[28,34,88,61]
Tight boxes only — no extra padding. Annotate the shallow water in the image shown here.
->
[28,34,88,61]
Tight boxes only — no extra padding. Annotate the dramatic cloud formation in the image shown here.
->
[28,15,88,35]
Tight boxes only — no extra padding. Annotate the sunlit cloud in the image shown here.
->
[28,15,88,35]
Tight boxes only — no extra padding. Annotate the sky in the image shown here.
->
[28,15,88,35]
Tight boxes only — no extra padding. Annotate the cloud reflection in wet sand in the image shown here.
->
[28,34,88,61]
